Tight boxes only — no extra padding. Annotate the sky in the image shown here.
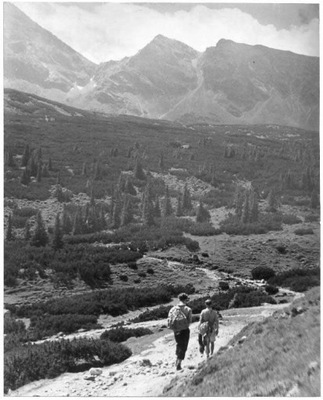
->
[13,1,320,64]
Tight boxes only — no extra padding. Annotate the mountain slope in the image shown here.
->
[69,35,200,117]
[3,4,319,131]
[63,38,321,131]
[3,3,96,102]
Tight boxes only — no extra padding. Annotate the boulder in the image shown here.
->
[90,368,103,376]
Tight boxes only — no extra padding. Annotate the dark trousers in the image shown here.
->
[174,328,190,360]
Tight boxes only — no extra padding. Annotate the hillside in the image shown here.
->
[3,4,319,130]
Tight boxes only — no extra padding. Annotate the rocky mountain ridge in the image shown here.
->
[4,3,319,131]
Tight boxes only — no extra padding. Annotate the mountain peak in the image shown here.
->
[152,34,172,43]
[146,34,197,53]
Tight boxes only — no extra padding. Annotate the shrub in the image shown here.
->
[219,213,282,235]
[304,214,319,222]
[147,268,154,274]
[13,207,38,218]
[281,213,302,225]
[11,283,195,319]
[4,317,26,335]
[131,305,172,322]
[265,285,279,295]
[119,274,128,282]
[11,215,29,228]
[276,245,287,254]
[185,238,200,252]
[138,272,147,278]
[100,327,153,342]
[294,228,314,236]
[268,267,320,292]
[219,281,230,291]
[4,337,131,393]
[28,314,101,340]
[128,262,138,270]
[187,222,218,236]
[251,267,276,281]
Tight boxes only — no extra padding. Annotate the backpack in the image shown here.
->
[198,321,210,336]
[167,306,189,331]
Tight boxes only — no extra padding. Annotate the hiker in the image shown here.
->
[167,293,192,371]
[198,299,219,358]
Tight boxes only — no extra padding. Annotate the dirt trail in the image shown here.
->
[8,301,292,397]
[7,264,299,397]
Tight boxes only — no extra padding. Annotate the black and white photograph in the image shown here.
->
[3,1,320,397]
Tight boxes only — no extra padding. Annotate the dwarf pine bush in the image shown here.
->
[4,337,132,393]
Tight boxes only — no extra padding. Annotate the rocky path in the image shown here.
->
[7,262,302,397]
[8,301,290,397]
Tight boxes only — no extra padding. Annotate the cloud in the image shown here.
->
[14,3,319,64]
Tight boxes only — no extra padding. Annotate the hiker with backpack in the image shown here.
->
[198,299,219,358]
[167,293,192,371]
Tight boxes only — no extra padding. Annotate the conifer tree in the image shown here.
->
[72,208,83,235]
[176,193,183,217]
[29,156,37,177]
[94,161,102,181]
[7,150,15,167]
[21,144,30,167]
[127,147,133,158]
[249,189,259,223]
[52,213,64,250]
[111,189,122,229]
[56,170,62,185]
[121,195,133,226]
[90,188,96,206]
[159,152,165,171]
[124,176,136,195]
[87,206,99,232]
[162,186,173,218]
[81,162,87,176]
[182,184,192,212]
[61,206,72,234]
[84,202,90,224]
[234,186,244,219]
[241,191,250,224]
[98,205,107,230]
[310,190,319,209]
[117,174,126,192]
[54,184,64,202]
[267,189,279,212]
[142,182,155,226]
[24,220,31,241]
[6,214,14,241]
[134,158,146,180]
[20,168,31,185]
[196,200,210,223]
[36,162,42,182]
[30,212,49,247]
[42,163,50,177]
[36,147,42,162]
[154,197,161,218]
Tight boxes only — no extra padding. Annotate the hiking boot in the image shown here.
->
[176,359,182,371]
[199,345,204,355]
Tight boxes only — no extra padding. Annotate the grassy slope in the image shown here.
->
[163,287,320,397]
